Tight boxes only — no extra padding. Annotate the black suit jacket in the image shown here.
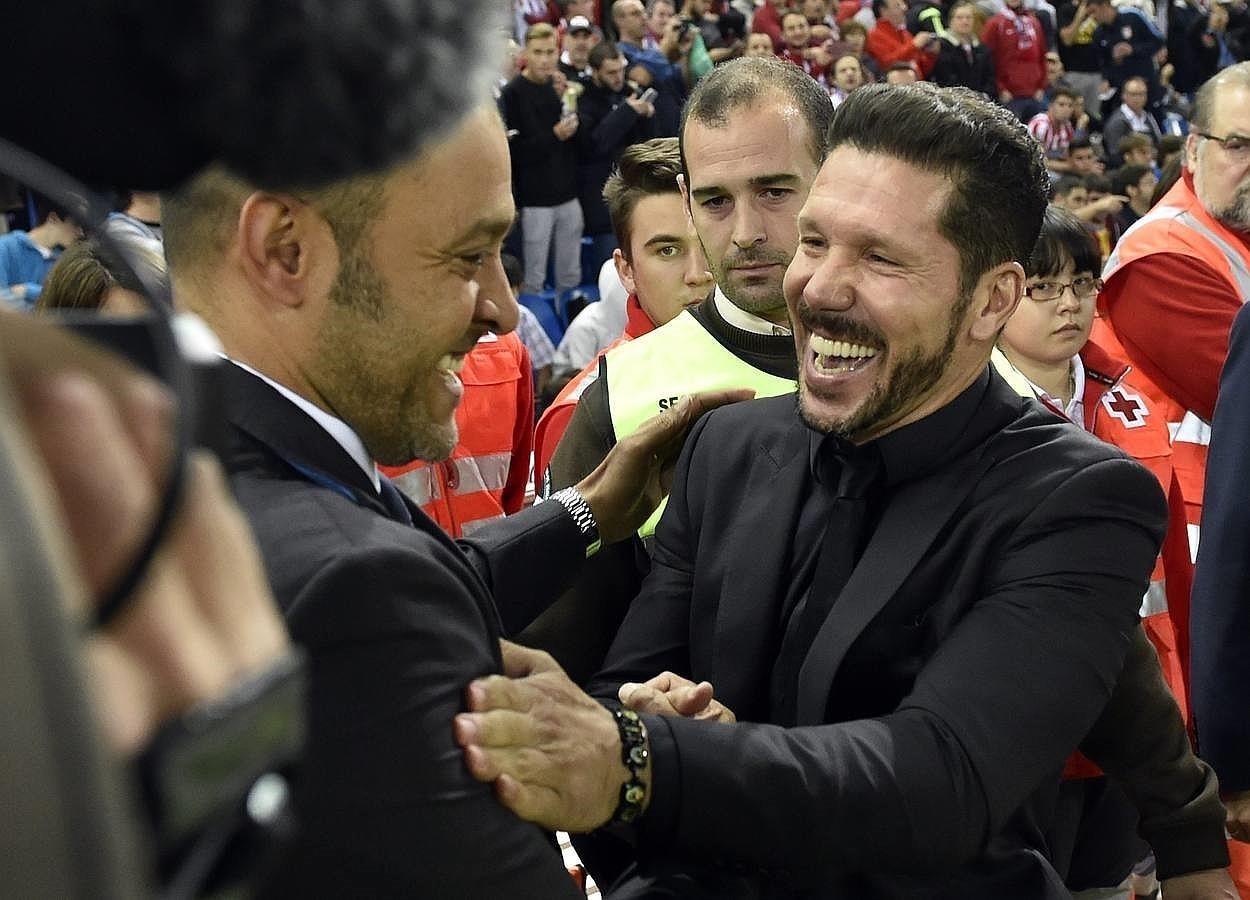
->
[1192,302,1250,793]
[592,371,1169,898]
[219,365,584,899]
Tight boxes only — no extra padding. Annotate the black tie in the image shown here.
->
[378,474,415,527]
[773,449,880,725]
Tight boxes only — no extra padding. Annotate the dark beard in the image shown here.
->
[796,291,972,441]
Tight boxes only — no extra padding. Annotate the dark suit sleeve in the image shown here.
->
[1078,627,1229,877]
[1192,302,1250,794]
[515,373,651,683]
[271,543,581,899]
[634,456,1164,885]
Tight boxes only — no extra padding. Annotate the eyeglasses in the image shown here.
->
[1194,131,1250,160]
[1025,275,1102,301]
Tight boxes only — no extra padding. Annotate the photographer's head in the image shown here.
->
[785,84,1046,442]
[163,105,516,466]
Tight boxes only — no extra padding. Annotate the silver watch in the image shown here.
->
[549,487,602,557]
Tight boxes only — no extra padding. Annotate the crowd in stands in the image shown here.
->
[490,0,1249,416]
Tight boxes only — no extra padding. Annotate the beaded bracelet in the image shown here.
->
[611,707,649,825]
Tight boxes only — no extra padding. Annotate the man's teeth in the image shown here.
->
[436,354,466,374]
[809,333,878,372]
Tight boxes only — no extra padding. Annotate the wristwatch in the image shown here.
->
[549,486,602,558]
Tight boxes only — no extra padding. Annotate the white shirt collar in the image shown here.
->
[1022,353,1087,427]
[1120,104,1150,130]
[713,286,792,336]
[227,357,381,492]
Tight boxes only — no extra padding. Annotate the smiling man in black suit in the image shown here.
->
[455,83,1234,898]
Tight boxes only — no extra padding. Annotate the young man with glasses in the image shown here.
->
[1101,60,1250,895]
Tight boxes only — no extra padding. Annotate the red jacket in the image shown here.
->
[381,332,534,538]
[980,10,1047,98]
[864,19,936,77]
[534,293,656,483]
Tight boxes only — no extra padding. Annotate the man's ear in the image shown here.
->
[234,193,336,309]
[1184,132,1201,172]
[613,247,637,295]
[968,262,1024,343]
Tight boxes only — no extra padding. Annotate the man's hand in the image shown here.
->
[1223,788,1250,842]
[551,70,569,97]
[1112,40,1133,61]
[454,640,636,833]
[912,31,935,49]
[553,114,579,140]
[1159,869,1239,899]
[999,88,1013,103]
[574,388,754,544]
[624,95,656,118]
[620,671,736,722]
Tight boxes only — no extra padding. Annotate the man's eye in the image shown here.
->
[761,188,791,201]
[701,196,729,211]
[656,245,680,258]
[1225,137,1249,154]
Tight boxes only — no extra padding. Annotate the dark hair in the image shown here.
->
[781,9,808,26]
[1067,135,1094,154]
[1151,153,1183,207]
[1082,173,1111,193]
[872,0,889,17]
[1049,86,1078,104]
[1026,205,1101,278]
[840,19,867,36]
[27,189,75,228]
[1111,163,1151,196]
[589,40,621,69]
[603,137,684,258]
[679,56,835,174]
[501,252,523,290]
[1116,131,1151,157]
[1157,134,1184,160]
[1190,62,1250,132]
[1053,174,1085,198]
[886,61,916,74]
[827,83,1049,294]
[36,233,168,313]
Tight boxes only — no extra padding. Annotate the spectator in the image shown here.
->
[866,0,939,77]
[612,0,693,135]
[1158,132,1185,169]
[744,31,778,56]
[829,53,866,104]
[559,15,597,83]
[1055,0,1105,119]
[907,0,948,38]
[681,0,746,66]
[1110,162,1158,230]
[779,10,833,82]
[576,41,656,274]
[1189,0,1250,87]
[35,233,168,316]
[1101,75,1163,165]
[885,59,920,81]
[501,23,585,296]
[1085,0,1165,117]
[1067,134,1106,175]
[0,191,82,309]
[1029,85,1080,169]
[804,0,840,42]
[1118,131,1157,170]
[551,258,632,374]
[838,19,885,79]
[931,0,997,98]
[750,0,789,50]
[982,0,1049,120]
[1168,0,1209,95]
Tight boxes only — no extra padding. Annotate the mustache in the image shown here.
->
[794,300,886,346]
[722,247,790,269]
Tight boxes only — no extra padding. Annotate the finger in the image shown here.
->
[465,673,536,713]
[21,373,156,598]
[668,681,716,717]
[619,682,680,716]
[641,670,689,692]
[499,639,558,678]
[495,774,567,831]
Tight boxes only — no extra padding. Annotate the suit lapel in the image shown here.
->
[220,363,391,520]
[714,417,810,718]
[795,374,1025,724]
